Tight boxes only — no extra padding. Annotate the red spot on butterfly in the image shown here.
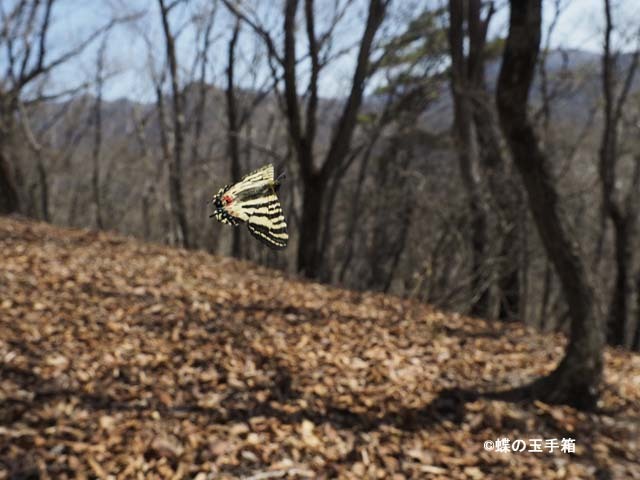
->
[223,195,233,205]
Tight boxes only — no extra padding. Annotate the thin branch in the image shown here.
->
[220,0,283,65]
[15,11,141,93]
[304,0,319,149]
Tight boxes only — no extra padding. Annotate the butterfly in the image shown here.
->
[210,164,288,249]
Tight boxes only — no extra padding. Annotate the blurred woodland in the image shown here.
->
[1,0,640,477]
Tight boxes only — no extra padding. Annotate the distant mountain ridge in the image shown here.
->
[41,49,636,145]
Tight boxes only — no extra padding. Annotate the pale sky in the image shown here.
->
[20,0,640,102]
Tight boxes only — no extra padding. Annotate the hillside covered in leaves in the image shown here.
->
[1,217,639,479]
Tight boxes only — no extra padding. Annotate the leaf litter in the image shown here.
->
[0,217,639,479]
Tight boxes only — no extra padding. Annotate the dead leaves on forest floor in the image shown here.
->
[0,217,639,479]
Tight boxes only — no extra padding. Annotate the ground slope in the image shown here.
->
[0,217,639,479]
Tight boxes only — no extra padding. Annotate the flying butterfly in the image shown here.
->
[209,164,288,249]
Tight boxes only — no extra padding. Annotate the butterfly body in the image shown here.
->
[210,164,288,249]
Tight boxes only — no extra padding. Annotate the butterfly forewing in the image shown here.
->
[225,164,274,199]
[241,164,274,183]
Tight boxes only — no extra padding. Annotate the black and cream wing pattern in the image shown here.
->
[210,164,288,249]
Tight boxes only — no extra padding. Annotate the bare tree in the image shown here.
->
[16,101,49,221]
[158,0,190,248]
[224,0,389,278]
[366,135,416,292]
[598,0,640,346]
[448,0,524,320]
[91,37,108,230]
[131,106,155,241]
[188,2,218,170]
[533,0,566,331]
[287,0,389,277]
[447,0,490,316]
[0,0,134,215]
[226,19,243,257]
[60,99,94,226]
[153,72,175,244]
[496,0,603,408]
[0,0,56,214]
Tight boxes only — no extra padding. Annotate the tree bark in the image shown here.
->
[496,0,603,409]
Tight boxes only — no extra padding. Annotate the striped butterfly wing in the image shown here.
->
[211,165,275,224]
[210,164,288,249]
[241,164,274,183]
[246,193,288,250]
[225,164,275,203]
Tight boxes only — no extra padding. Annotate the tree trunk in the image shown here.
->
[226,20,242,258]
[448,0,490,317]
[67,181,80,226]
[468,198,489,316]
[159,0,190,249]
[0,144,20,215]
[154,83,174,243]
[598,0,640,346]
[297,174,325,278]
[338,138,376,283]
[538,259,553,330]
[92,80,104,230]
[281,0,386,279]
[607,211,633,346]
[497,240,520,320]
[383,201,414,293]
[472,96,521,321]
[633,272,640,351]
[317,170,342,282]
[496,0,603,409]
[36,157,49,222]
[142,188,151,240]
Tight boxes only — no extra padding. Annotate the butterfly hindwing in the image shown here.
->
[246,192,288,249]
